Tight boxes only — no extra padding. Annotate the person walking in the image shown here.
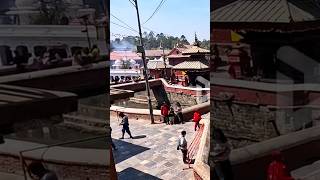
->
[267,151,294,180]
[193,110,202,131]
[174,102,184,124]
[119,112,133,139]
[213,128,234,180]
[177,130,188,165]
[160,102,170,125]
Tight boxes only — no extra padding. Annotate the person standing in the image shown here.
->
[160,102,170,125]
[177,130,188,165]
[174,102,184,124]
[213,128,234,180]
[267,151,294,180]
[193,110,202,131]
[119,112,133,139]
[168,106,175,125]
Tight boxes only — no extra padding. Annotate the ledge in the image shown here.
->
[193,117,210,180]
[212,77,320,93]
[230,126,320,165]
[0,139,109,166]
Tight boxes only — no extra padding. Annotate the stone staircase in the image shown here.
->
[63,114,106,133]
[62,100,107,133]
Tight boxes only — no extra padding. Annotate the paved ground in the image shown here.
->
[0,172,23,180]
[111,115,209,180]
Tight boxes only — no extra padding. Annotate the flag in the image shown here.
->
[231,31,243,42]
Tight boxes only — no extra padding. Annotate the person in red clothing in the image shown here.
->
[160,102,170,125]
[193,111,202,131]
[267,150,295,180]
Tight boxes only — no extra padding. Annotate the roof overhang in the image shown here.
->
[211,21,320,33]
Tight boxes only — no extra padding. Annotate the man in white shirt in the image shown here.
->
[177,130,188,164]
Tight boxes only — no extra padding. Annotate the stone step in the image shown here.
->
[76,105,107,119]
[291,160,320,179]
[63,114,106,128]
[63,121,106,133]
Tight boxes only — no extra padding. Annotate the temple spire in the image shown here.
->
[193,32,200,47]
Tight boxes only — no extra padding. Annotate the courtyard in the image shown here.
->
[111,113,209,180]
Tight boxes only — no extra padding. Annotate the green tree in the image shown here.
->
[180,35,190,45]
[200,39,210,50]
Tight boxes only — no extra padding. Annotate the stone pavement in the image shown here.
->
[0,172,24,180]
[111,115,209,180]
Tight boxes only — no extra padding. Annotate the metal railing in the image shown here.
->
[185,124,205,169]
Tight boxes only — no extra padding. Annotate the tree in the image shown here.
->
[32,0,70,25]
[200,39,210,50]
[180,35,190,45]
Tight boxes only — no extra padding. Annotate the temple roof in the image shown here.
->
[181,46,210,55]
[147,59,172,69]
[211,0,320,23]
[173,59,209,70]
[145,49,171,57]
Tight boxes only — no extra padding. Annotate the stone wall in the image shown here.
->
[0,154,109,180]
[212,99,278,142]
[166,91,198,106]
[212,99,278,148]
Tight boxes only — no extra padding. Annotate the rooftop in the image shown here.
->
[173,59,209,70]
[211,0,320,31]
[110,51,141,61]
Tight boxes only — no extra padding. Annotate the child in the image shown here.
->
[193,110,202,131]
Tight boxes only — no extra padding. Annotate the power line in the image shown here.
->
[143,0,167,25]
[110,21,138,34]
[128,0,135,7]
[110,13,138,33]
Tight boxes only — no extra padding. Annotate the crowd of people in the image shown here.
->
[160,101,184,125]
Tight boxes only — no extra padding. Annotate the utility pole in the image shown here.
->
[133,0,155,124]
[161,41,167,80]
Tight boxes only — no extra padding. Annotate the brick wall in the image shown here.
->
[212,99,278,147]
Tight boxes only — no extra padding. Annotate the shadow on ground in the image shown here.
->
[117,167,162,180]
[112,139,150,164]
[132,135,146,139]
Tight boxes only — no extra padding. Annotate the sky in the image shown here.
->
[110,0,210,43]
